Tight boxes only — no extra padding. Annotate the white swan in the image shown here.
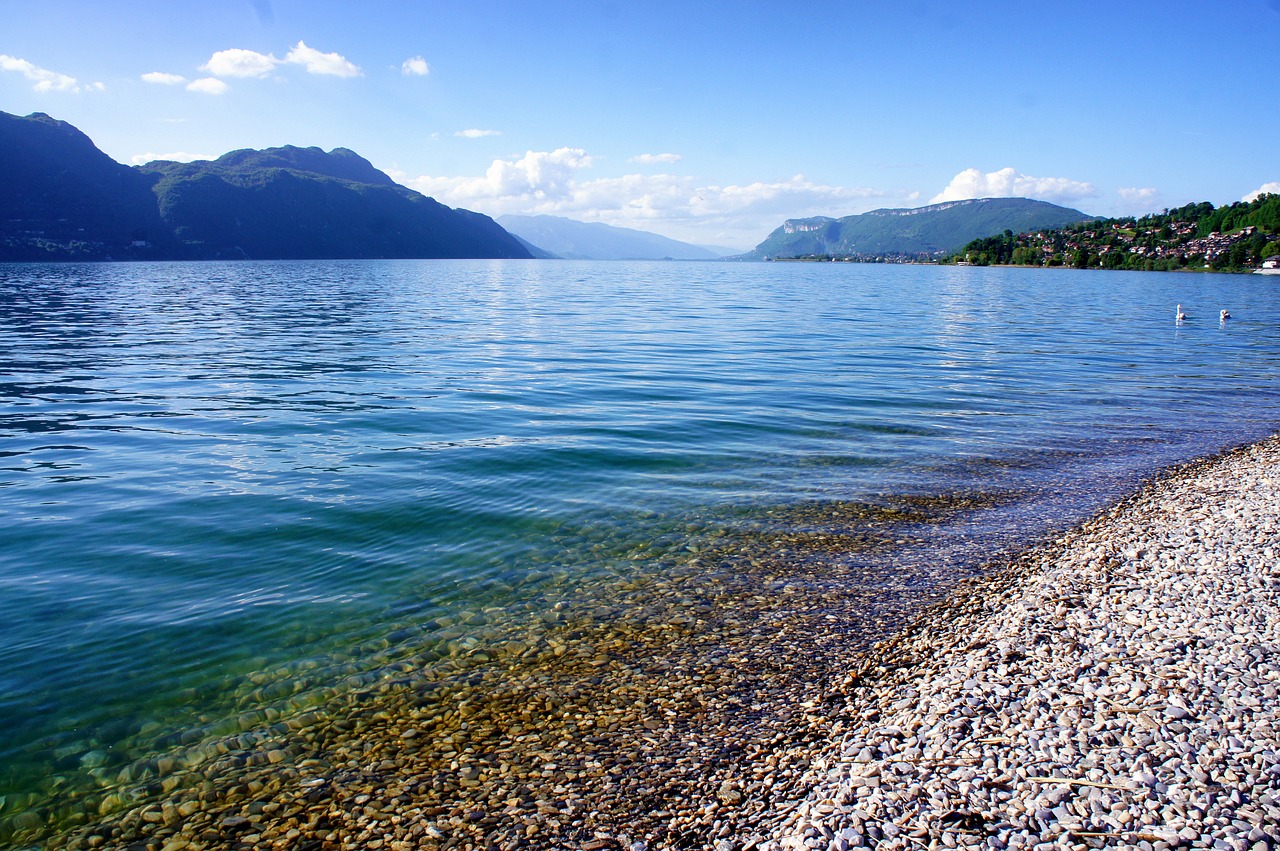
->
[1220,309,1231,321]
[1176,304,1187,321]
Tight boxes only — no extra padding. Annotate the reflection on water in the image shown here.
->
[0,260,1278,843]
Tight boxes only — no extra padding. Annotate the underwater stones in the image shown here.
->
[27,438,1280,851]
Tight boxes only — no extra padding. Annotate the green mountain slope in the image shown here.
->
[0,111,530,261]
[744,197,1092,260]
[0,111,173,259]
[142,149,529,260]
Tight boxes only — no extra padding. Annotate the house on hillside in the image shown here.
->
[1183,227,1259,262]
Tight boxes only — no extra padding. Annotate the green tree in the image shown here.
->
[1011,246,1039,265]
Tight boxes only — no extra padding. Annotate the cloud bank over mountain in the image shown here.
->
[930,167,1097,206]
[404,149,884,249]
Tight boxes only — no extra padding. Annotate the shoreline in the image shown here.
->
[14,491,1011,850]
[752,435,1280,850]
[17,435,1280,851]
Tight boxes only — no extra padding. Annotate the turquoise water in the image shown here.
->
[1,259,1279,837]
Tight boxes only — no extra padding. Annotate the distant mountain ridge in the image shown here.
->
[0,110,530,261]
[196,146,399,186]
[744,197,1093,260]
[497,214,726,260]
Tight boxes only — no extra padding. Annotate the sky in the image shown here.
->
[2,0,1278,250]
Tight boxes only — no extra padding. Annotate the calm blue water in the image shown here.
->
[1,259,1278,838]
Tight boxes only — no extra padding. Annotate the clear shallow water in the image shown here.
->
[1,259,1279,836]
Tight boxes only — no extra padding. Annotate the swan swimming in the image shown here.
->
[1220,309,1231,321]
[1176,304,1188,321]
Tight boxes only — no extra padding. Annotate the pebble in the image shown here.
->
[14,437,1280,851]
[759,437,1280,851]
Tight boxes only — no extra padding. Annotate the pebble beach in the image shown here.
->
[755,435,1280,851]
[20,435,1280,850]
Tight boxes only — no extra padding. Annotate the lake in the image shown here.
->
[1,259,1278,843]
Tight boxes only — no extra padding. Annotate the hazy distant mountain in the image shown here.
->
[695,243,746,257]
[0,110,531,261]
[497,214,726,260]
[743,197,1093,260]
[508,233,560,259]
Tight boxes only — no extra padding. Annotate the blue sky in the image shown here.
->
[3,0,1278,249]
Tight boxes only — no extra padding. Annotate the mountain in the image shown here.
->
[508,233,560,259]
[743,197,1093,260]
[141,148,530,260]
[695,242,746,257]
[497,214,725,260]
[0,111,531,261]
[0,111,174,259]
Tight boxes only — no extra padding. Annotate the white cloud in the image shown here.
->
[284,41,361,77]
[630,153,682,165]
[141,71,187,85]
[130,151,215,165]
[1244,181,1280,202]
[403,149,883,248]
[202,48,278,78]
[1118,187,1159,203]
[187,77,230,95]
[415,147,593,200]
[1117,186,1161,211]
[455,128,502,138]
[930,167,1097,205]
[195,42,361,84]
[0,54,98,92]
[402,56,430,76]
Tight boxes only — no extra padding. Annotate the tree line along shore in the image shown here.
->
[949,194,1280,273]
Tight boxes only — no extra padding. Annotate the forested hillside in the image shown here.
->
[744,198,1091,261]
[0,111,531,261]
[952,195,1280,271]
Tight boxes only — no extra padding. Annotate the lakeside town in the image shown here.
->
[954,195,1280,272]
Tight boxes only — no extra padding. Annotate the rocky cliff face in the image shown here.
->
[782,218,833,234]
[746,198,1092,260]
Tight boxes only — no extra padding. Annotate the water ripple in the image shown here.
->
[1,259,1278,825]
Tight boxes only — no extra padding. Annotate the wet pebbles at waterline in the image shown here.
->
[758,435,1280,851]
[26,438,1280,850]
[14,494,1003,850]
